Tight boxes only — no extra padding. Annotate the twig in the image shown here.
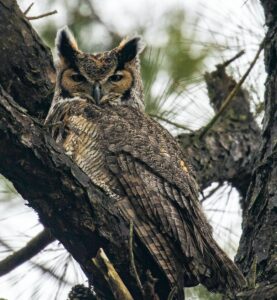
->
[199,38,265,139]
[0,228,55,276]
[44,121,63,128]
[222,50,245,67]
[91,248,134,300]
[27,10,57,20]
[24,2,34,15]
[200,183,221,204]
[247,255,257,289]
[129,221,144,297]
[150,114,193,132]
[167,286,177,300]
[0,234,70,284]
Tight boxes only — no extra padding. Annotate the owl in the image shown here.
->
[45,27,245,299]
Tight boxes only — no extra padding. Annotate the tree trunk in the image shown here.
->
[235,1,277,299]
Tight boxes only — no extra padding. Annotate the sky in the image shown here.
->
[0,0,265,299]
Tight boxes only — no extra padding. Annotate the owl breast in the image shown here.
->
[63,114,120,200]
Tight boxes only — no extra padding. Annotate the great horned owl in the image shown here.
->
[45,27,245,299]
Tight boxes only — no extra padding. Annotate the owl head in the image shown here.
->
[53,27,145,110]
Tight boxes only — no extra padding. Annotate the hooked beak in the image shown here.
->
[92,83,101,105]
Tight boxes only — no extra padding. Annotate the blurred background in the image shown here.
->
[0,0,265,299]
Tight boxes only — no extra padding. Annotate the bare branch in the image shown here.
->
[23,2,34,15]
[0,228,55,276]
[0,0,55,117]
[91,248,134,300]
[129,221,144,297]
[0,236,69,283]
[222,50,245,67]
[167,287,177,300]
[27,10,57,20]
[150,113,193,132]
[199,39,264,139]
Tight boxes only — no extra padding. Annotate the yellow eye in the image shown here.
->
[71,74,86,82]
[109,74,123,82]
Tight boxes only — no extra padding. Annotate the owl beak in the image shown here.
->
[92,83,101,105]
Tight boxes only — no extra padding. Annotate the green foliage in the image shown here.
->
[141,10,211,118]
[164,11,209,83]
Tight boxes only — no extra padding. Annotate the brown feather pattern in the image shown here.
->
[45,99,246,296]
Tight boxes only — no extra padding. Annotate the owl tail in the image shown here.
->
[188,234,246,295]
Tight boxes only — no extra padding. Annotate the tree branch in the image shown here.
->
[235,0,277,289]
[0,237,69,283]
[91,248,134,300]
[178,61,260,202]
[23,2,33,15]
[199,40,264,139]
[0,228,55,276]
[27,10,57,20]
[0,0,55,118]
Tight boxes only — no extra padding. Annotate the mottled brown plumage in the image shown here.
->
[46,27,246,299]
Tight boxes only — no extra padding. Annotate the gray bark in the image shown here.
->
[235,2,277,299]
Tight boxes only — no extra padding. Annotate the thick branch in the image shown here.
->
[0,228,54,276]
[235,0,277,288]
[0,0,55,118]
[178,63,260,203]
[0,237,69,283]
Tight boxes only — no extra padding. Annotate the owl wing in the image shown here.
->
[99,106,208,273]
[46,101,245,293]
[97,105,245,293]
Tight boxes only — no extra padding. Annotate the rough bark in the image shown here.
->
[0,0,55,118]
[178,64,260,204]
[237,283,277,300]
[235,1,277,298]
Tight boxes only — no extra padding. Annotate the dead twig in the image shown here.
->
[167,286,177,300]
[150,113,193,132]
[200,183,222,204]
[222,50,245,67]
[24,2,34,15]
[199,39,265,139]
[27,10,57,20]
[129,221,144,297]
[91,248,134,300]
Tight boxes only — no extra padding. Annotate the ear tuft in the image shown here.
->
[118,37,145,65]
[55,26,79,65]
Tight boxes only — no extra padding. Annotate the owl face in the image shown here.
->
[54,27,145,110]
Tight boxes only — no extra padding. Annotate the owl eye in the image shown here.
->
[109,74,123,82]
[71,74,86,82]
